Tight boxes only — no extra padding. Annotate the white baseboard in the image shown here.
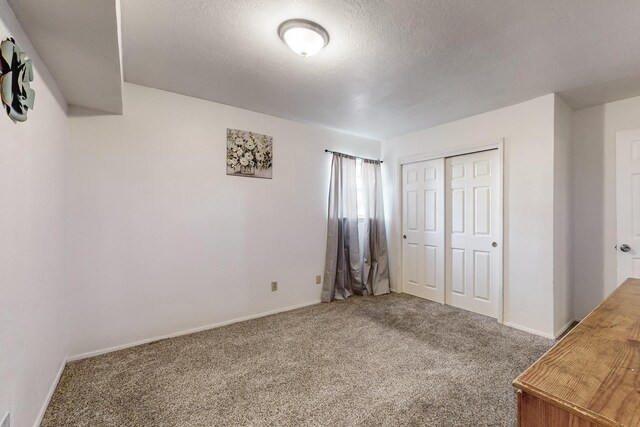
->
[32,300,321,425]
[553,318,576,339]
[503,321,555,339]
[33,302,565,426]
[68,299,322,362]
[33,359,66,427]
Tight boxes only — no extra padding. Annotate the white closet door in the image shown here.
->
[402,159,445,303]
[445,150,501,318]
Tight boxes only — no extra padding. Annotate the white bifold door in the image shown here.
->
[616,129,640,284]
[402,149,501,319]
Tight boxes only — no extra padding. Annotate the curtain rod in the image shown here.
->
[324,149,383,163]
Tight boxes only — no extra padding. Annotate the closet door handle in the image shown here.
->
[403,235,407,239]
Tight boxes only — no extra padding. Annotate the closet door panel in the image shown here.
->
[446,150,501,318]
[402,159,445,303]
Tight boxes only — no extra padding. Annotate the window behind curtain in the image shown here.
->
[355,158,365,218]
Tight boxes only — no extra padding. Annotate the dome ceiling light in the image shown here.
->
[278,19,329,57]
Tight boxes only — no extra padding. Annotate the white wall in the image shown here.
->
[572,95,640,319]
[0,1,69,426]
[66,83,380,357]
[382,94,558,337]
[553,96,574,333]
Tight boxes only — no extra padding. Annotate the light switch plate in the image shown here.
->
[271,281,278,292]
[1,412,10,427]
[315,275,322,284]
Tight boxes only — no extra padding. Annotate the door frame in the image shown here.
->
[397,139,505,324]
[615,129,640,286]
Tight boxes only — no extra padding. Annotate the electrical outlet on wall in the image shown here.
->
[271,281,278,292]
[1,412,10,427]
[315,275,322,285]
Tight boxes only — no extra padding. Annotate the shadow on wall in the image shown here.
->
[68,105,121,117]
[572,104,605,320]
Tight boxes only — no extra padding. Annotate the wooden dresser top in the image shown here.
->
[513,278,640,427]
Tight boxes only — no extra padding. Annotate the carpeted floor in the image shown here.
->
[42,293,553,426]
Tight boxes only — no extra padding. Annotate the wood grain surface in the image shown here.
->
[513,278,640,426]
[517,390,600,427]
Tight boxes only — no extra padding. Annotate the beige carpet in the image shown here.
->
[42,293,552,426]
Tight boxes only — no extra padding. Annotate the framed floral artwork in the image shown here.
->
[226,128,273,179]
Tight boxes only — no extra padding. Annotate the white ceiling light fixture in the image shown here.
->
[278,19,329,58]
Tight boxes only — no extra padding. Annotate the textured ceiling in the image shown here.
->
[10,1,640,138]
[121,0,640,139]
[8,0,123,114]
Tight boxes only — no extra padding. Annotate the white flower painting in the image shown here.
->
[226,128,273,179]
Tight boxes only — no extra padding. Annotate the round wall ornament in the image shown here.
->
[0,37,35,122]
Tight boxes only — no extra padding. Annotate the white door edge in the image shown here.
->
[615,129,640,286]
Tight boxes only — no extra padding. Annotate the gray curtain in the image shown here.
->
[362,159,390,296]
[322,154,362,302]
[322,154,390,302]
